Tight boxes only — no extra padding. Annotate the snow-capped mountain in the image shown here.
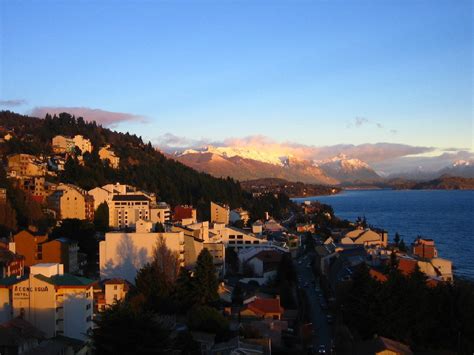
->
[315,154,380,182]
[438,160,474,178]
[174,148,379,184]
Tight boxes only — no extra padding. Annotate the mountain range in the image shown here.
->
[173,146,474,185]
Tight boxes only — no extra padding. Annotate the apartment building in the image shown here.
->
[48,184,94,221]
[211,202,230,225]
[0,263,94,340]
[12,231,79,273]
[7,154,46,178]
[52,135,75,154]
[107,194,150,229]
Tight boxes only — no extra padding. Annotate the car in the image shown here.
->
[318,345,326,354]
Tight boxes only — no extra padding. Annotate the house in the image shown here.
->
[7,154,46,177]
[211,336,264,355]
[0,249,24,278]
[0,317,45,355]
[296,223,315,233]
[95,278,131,312]
[52,135,75,154]
[48,184,94,221]
[412,237,438,259]
[12,231,79,273]
[98,145,120,168]
[355,335,413,355]
[72,135,92,154]
[263,219,286,233]
[230,208,250,225]
[341,228,388,247]
[0,263,94,340]
[210,202,230,225]
[251,220,263,235]
[243,250,283,284]
[241,297,284,320]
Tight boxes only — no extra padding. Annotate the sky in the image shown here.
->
[0,0,472,163]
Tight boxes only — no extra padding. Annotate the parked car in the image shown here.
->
[318,345,326,354]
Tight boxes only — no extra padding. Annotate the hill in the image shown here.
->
[0,111,247,218]
[240,178,341,198]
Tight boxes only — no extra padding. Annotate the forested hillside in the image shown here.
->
[0,111,249,219]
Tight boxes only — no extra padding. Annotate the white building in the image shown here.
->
[0,263,94,340]
[150,202,171,225]
[99,145,120,169]
[107,194,151,229]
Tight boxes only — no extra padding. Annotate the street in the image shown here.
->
[295,253,333,354]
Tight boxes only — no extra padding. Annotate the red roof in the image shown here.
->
[369,268,388,282]
[398,258,417,275]
[247,298,284,316]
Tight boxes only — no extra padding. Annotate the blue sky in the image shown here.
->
[0,0,472,152]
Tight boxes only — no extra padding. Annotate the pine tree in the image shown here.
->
[394,232,400,247]
[94,202,109,233]
[193,248,219,305]
[174,268,195,312]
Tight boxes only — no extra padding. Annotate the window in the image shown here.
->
[114,285,118,290]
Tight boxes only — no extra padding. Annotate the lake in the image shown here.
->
[293,190,474,280]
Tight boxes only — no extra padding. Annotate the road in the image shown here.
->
[295,253,333,354]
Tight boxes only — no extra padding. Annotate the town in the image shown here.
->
[0,124,465,355]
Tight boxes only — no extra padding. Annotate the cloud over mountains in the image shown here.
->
[30,106,147,127]
[156,133,434,164]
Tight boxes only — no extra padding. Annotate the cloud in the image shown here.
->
[156,133,435,164]
[0,99,27,107]
[355,117,369,127]
[30,106,147,127]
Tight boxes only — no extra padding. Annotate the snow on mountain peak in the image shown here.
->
[453,160,472,167]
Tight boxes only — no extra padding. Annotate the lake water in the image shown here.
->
[293,190,474,280]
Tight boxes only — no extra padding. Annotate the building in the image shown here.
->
[72,135,92,154]
[12,231,79,273]
[173,205,197,223]
[107,194,150,229]
[95,278,131,312]
[412,237,438,259]
[0,317,45,355]
[52,135,75,154]
[98,145,120,168]
[229,208,250,225]
[341,228,388,247]
[0,249,24,279]
[7,154,46,177]
[100,230,185,282]
[48,184,94,221]
[240,297,284,320]
[88,186,114,210]
[0,263,94,340]
[355,335,413,355]
[210,202,230,225]
[150,202,171,225]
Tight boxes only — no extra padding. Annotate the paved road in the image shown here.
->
[295,254,333,354]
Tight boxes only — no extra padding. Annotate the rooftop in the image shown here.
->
[111,194,150,202]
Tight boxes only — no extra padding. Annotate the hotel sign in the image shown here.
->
[13,285,49,299]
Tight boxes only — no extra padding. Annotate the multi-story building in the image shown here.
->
[52,135,75,154]
[230,208,250,225]
[150,202,171,225]
[210,202,230,225]
[7,154,46,178]
[95,278,131,312]
[48,184,94,221]
[12,231,80,273]
[0,263,94,340]
[98,145,120,168]
[107,194,150,229]
[72,135,93,154]
[0,249,25,279]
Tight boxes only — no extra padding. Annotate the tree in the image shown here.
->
[225,247,239,275]
[394,232,400,247]
[94,202,109,233]
[92,301,171,355]
[174,268,195,312]
[399,238,407,252]
[154,222,165,232]
[186,305,230,341]
[303,232,315,253]
[193,248,219,305]
[153,236,180,285]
